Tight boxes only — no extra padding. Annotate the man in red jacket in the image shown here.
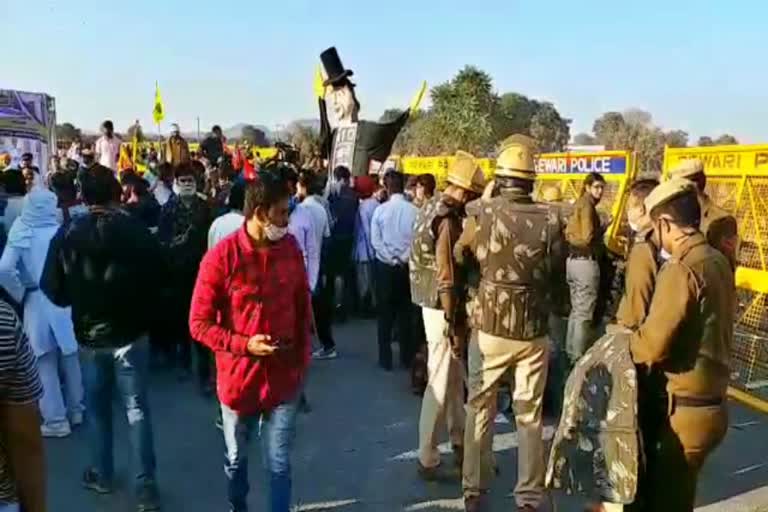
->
[189,171,311,512]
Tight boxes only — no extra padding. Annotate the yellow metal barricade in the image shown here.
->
[397,151,636,254]
[534,151,636,255]
[398,156,495,188]
[664,144,768,413]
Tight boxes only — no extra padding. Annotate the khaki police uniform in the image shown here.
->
[564,186,604,365]
[614,230,659,330]
[460,139,566,510]
[668,159,739,269]
[630,178,735,512]
[410,151,486,472]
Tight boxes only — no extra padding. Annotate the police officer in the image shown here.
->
[410,151,486,481]
[565,172,607,366]
[667,159,739,269]
[630,177,734,512]
[460,138,566,512]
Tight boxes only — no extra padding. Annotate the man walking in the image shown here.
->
[0,297,46,512]
[189,173,311,512]
[158,164,212,390]
[410,151,485,480]
[370,170,419,371]
[41,165,164,511]
[297,172,337,360]
[164,123,190,167]
[327,166,359,321]
[460,139,565,512]
[667,159,739,269]
[565,172,606,366]
[629,178,734,511]
[352,175,379,316]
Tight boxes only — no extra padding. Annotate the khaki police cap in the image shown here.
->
[644,176,697,214]
[496,141,536,180]
[446,151,486,194]
[498,134,537,153]
[668,158,704,180]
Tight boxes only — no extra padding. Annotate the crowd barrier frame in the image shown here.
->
[399,150,636,255]
[664,144,768,413]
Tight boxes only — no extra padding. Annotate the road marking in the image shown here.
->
[295,499,360,510]
[731,463,766,476]
[730,420,761,430]
[404,499,462,510]
[390,426,555,461]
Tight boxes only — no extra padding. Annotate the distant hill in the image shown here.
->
[80,119,321,144]
[222,123,272,140]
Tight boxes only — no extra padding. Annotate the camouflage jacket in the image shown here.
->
[410,195,443,308]
[546,328,639,503]
[471,188,566,340]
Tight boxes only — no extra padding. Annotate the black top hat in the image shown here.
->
[320,47,354,87]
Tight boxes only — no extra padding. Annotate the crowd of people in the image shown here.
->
[0,120,740,512]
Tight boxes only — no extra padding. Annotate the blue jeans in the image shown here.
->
[81,337,157,493]
[221,396,300,512]
[565,257,600,366]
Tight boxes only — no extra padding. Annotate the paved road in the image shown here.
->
[46,319,768,511]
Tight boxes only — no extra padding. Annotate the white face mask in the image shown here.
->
[177,182,197,197]
[265,224,288,241]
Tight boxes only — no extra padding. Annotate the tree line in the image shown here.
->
[55,65,740,175]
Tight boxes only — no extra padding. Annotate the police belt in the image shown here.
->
[567,245,597,259]
[672,394,723,408]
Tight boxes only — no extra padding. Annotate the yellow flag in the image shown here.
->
[313,66,326,99]
[409,81,428,113]
[131,120,139,164]
[153,82,164,125]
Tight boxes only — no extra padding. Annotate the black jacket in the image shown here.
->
[200,135,224,163]
[125,195,161,230]
[41,207,166,349]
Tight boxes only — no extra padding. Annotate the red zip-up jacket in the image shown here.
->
[189,226,311,414]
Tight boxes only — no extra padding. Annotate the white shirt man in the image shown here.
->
[370,192,418,266]
[353,195,379,312]
[208,211,244,250]
[369,176,419,371]
[302,194,332,251]
[94,135,121,171]
[207,183,246,249]
[288,203,320,293]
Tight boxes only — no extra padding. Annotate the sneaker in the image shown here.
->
[41,421,71,438]
[137,483,161,511]
[417,462,459,482]
[452,445,464,469]
[82,468,113,494]
[299,394,312,414]
[69,411,84,427]
[312,347,338,360]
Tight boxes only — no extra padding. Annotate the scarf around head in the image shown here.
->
[7,187,60,249]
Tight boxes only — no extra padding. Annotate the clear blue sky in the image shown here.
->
[5,0,767,142]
